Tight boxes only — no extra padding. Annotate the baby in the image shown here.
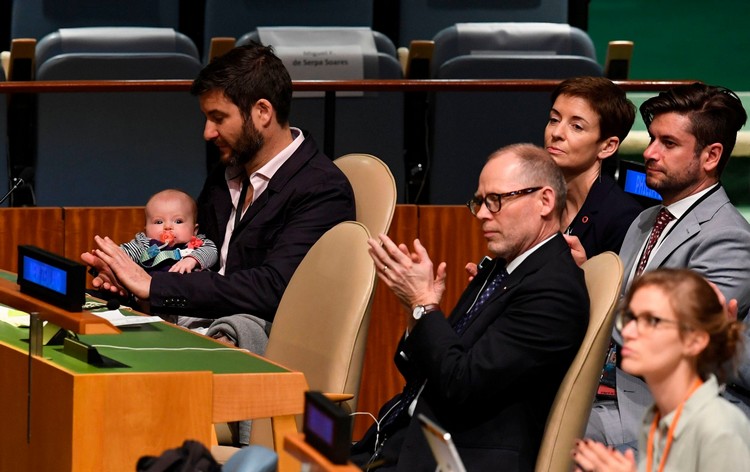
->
[120,189,217,273]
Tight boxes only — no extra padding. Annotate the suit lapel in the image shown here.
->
[453,234,566,335]
[621,187,729,274]
[232,188,270,235]
[620,207,659,278]
[569,176,613,241]
[449,261,501,324]
[649,188,727,269]
[648,211,700,268]
[230,132,320,237]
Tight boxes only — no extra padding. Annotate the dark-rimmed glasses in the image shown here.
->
[616,309,684,334]
[466,187,542,216]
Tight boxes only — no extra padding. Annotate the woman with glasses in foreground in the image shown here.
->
[572,268,750,471]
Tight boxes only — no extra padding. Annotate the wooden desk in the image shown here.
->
[0,275,120,334]
[284,434,360,472]
[0,299,307,472]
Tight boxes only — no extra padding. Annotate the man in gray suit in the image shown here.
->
[567,82,750,452]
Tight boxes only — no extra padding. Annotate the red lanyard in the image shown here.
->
[646,378,703,472]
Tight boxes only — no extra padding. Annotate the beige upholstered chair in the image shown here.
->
[535,251,624,472]
[248,221,377,450]
[333,153,397,238]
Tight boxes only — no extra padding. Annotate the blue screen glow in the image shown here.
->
[23,255,68,295]
[624,169,662,201]
[307,404,334,444]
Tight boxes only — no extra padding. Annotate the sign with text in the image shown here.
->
[276,45,364,97]
[258,27,378,98]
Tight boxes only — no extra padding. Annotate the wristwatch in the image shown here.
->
[412,304,441,321]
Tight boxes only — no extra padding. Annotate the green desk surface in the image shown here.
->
[0,268,285,375]
[0,320,286,375]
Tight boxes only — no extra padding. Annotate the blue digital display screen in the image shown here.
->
[306,403,334,445]
[22,255,68,295]
[624,169,662,201]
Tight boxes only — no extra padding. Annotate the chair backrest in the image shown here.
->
[35,26,200,70]
[427,23,602,204]
[333,153,397,237]
[237,29,406,201]
[11,0,180,40]
[203,0,373,62]
[250,221,376,446]
[32,27,206,206]
[431,22,597,77]
[535,251,623,472]
[399,1,568,47]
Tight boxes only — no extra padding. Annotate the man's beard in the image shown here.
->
[226,120,264,167]
[645,154,701,199]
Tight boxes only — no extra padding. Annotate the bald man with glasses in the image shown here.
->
[351,143,589,472]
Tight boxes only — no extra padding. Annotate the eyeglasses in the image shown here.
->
[616,309,684,334]
[466,187,542,216]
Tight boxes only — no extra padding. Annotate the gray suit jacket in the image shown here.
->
[615,186,750,443]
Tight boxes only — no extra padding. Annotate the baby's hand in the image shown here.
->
[169,256,199,274]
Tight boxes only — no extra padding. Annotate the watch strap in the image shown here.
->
[419,303,441,314]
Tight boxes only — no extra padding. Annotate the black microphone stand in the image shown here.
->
[0,177,26,206]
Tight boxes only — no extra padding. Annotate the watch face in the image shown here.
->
[412,306,424,320]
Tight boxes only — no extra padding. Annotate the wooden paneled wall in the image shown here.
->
[0,205,489,439]
[0,208,65,272]
[63,207,145,262]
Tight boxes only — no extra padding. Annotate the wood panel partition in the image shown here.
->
[0,207,65,272]
[57,205,418,439]
[418,205,489,313]
[0,205,486,439]
[62,206,144,265]
[353,205,418,436]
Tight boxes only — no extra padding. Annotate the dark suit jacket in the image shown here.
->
[566,174,642,258]
[368,234,589,472]
[148,132,355,320]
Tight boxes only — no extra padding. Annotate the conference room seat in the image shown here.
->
[535,251,624,472]
[398,0,569,48]
[31,27,206,206]
[426,23,603,204]
[237,28,407,201]
[202,0,374,63]
[333,153,397,238]
[211,220,376,465]
[429,22,597,77]
[10,0,181,41]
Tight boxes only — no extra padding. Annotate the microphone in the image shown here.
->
[82,297,122,311]
[477,256,493,270]
[0,167,33,206]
